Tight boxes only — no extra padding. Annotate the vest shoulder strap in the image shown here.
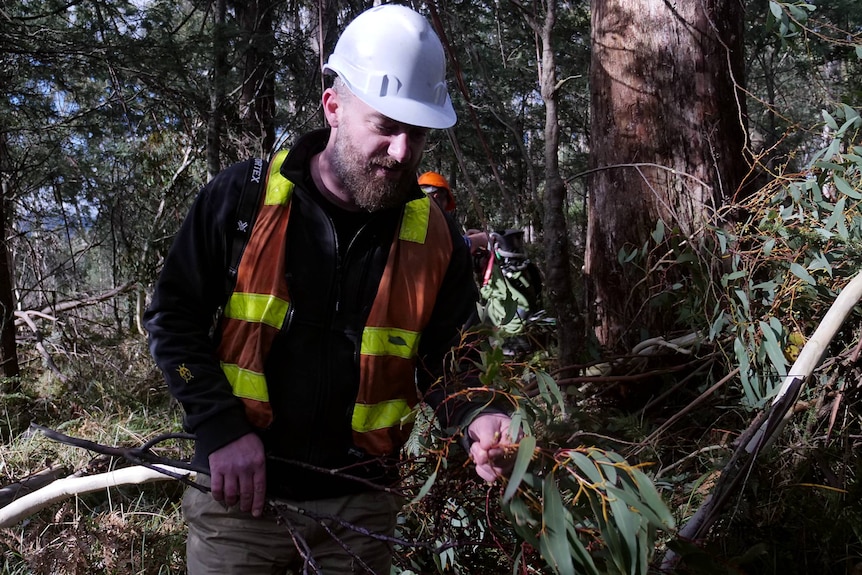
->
[225,157,267,298]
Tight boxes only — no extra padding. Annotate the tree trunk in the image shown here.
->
[236,0,276,158]
[0,131,20,386]
[586,0,746,351]
[206,0,228,180]
[538,0,582,370]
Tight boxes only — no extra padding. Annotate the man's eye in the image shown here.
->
[375,122,397,135]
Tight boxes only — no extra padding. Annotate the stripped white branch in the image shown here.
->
[746,270,862,454]
[0,465,194,528]
[773,270,862,403]
[632,331,702,355]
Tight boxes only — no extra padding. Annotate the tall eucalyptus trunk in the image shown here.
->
[586,0,747,351]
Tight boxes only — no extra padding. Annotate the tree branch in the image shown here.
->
[0,463,194,528]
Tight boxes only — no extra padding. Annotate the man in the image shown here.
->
[418,170,489,254]
[418,170,457,213]
[144,5,515,574]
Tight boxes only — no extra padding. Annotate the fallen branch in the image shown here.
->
[13,282,136,327]
[14,311,68,382]
[755,270,862,451]
[0,465,69,507]
[0,463,194,528]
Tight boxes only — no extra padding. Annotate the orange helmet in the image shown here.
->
[418,171,456,212]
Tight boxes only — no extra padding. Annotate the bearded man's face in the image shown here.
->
[330,91,428,211]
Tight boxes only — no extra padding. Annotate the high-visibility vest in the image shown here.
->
[216,150,453,456]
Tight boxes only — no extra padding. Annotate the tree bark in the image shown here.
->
[586,0,746,351]
[0,131,20,385]
[537,0,582,369]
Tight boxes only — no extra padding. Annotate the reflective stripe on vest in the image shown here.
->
[360,327,420,359]
[352,399,414,433]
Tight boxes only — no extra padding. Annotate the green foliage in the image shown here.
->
[716,103,862,406]
[767,1,815,41]
[609,98,862,408]
[497,367,675,575]
[501,444,675,575]
[398,336,676,575]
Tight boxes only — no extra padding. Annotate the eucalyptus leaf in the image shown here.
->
[411,470,437,504]
[833,175,862,199]
[607,483,667,532]
[572,451,604,485]
[536,370,565,414]
[721,270,747,286]
[789,262,816,285]
[608,493,639,574]
[567,520,600,574]
[759,320,788,375]
[539,475,576,575]
[734,288,750,314]
[709,310,727,341]
[503,435,536,503]
[504,496,540,545]
[768,0,782,19]
[590,450,619,484]
[787,4,810,22]
[824,197,847,230]
[813,160,845,172]
[652,219,665,244]
[822,109,839,131]
[627,467,676,528]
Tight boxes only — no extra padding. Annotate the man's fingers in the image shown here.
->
[251,471,267,517]
[222,475,240,507]
[470,443,489,466]
[238,480,254,513]
[210,472,225,502]
[476,464,498,483]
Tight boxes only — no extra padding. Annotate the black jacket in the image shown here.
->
[144,129,480,499]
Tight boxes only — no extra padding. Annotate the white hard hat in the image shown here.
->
[322,5,457,129]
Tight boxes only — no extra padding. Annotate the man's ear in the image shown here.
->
[321,88,341,128]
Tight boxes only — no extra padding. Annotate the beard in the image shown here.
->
[330,127,418,212]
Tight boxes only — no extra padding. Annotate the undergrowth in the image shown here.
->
[0,332,188,575]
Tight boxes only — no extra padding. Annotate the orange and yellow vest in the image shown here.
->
[216,150,453,456]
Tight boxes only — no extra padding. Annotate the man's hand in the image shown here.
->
[208,432,267,517]
[467,413,518,483]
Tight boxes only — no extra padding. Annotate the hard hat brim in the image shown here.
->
[324,63,457,129]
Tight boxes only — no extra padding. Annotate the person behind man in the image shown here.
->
[418,170,489,254]
[144,5,515,574]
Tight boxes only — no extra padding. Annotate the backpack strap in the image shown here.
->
[225,157,267,297]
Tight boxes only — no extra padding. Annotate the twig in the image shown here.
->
[634,367,740,455]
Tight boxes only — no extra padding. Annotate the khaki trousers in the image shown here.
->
[183,485,401,575]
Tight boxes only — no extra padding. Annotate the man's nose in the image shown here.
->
[387,132,411,163]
